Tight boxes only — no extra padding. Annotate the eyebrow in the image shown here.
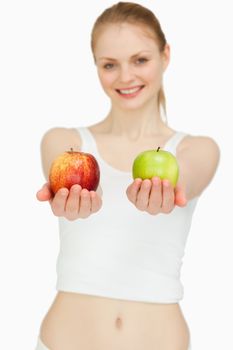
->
[98,50,152,62]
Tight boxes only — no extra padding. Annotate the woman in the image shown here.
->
[35,2,220,349]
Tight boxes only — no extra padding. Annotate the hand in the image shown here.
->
[36,183,102,220]
[126,177,187,215]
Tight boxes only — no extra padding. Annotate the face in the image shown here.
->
[94,23,170,110]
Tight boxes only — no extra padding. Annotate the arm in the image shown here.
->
[176,135,220,201]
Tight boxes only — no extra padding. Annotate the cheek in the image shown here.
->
[143,65,162,84]
[98,70,116,88]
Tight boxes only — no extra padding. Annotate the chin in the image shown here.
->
[117,97,154,111]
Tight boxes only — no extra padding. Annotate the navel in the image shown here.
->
[115,316,123,330]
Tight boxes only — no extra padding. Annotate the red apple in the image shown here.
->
[49,148,100,194]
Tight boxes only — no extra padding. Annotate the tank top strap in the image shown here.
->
[163,131,189,156]
[76,127,98,154]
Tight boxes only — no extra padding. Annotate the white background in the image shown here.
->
[0,1,232,349]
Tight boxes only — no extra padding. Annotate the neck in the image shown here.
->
[103,102,168,142]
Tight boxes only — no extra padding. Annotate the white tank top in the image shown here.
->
[56,127,199,303]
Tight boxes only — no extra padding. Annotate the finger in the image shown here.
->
[174,185,187,207]
[161,179,175,213]
[36,183,53,201]
[90,191,102,213]
[65,184,82,220]
[147,177,162,215]
[79,188,91,218]
[126,178,142,203]
[51,187,69,216]
[136,179,152,211]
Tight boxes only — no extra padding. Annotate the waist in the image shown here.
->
[40,291,190,350]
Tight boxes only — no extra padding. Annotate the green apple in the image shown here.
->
[132,147,179,187]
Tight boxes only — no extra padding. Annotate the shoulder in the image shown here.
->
[176,134,220,199]
[178,133,220,161]
[41,126,81,149]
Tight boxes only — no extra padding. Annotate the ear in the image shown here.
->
[161,44,170,72]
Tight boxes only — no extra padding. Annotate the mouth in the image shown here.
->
[116,85,145,97]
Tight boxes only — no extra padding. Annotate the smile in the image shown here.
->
[116,85,145,98]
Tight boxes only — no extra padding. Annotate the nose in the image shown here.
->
[118,65,135,83]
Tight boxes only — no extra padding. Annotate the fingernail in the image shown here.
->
[60,188,68,195]
[72,184,81,192]
[152,177,159,185]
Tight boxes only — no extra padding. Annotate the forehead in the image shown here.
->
[94,23,159,60]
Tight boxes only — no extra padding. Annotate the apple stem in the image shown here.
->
[70,147,73,153]
[156,147,161,152]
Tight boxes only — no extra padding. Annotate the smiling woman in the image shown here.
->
[35,2,220,350]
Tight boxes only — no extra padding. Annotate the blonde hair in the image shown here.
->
[90,1,168,122]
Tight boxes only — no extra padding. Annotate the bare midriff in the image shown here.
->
[39,291,190,350]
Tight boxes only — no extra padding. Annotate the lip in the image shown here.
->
[116,85,144,91]
[116,85,145,99]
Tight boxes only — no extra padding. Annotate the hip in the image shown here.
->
[39,291,191,350]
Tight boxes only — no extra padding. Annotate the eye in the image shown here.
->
[103,63,115,70]
[136,57,148,64]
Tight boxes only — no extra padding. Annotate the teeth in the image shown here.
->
[119,86,142,94]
